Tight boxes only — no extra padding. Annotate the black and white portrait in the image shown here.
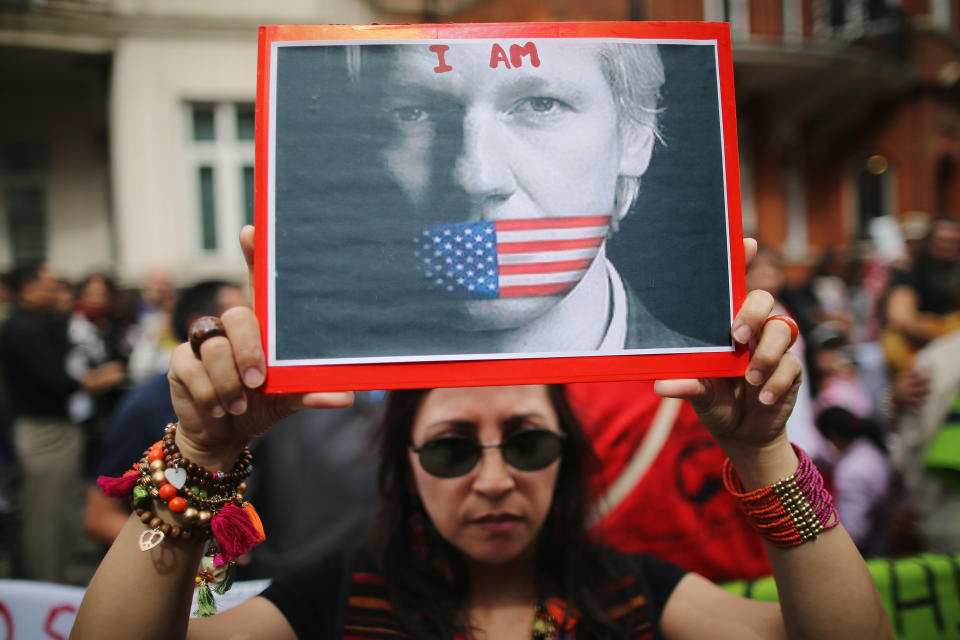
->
[267,36,736,367]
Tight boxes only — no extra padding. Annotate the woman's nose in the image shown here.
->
[471,447,516,498]
[452,110,517,220]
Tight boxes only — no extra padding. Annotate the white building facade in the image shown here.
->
[0,0,376,285]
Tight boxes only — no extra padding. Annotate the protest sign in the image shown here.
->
[255,22,747,392]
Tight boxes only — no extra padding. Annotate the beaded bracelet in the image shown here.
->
[722,443,838,548]
[97,422,265,617]
[160,423,253,491]
[141,428,250,523]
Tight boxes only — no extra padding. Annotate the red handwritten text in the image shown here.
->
[429,45,452,73]
[489,42,541,69]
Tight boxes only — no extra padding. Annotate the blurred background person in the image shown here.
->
[0,263,123,582]
[744,245,824,461]
[899,211,932,270]
[127,266,178,384]
[883,216,960,373]
[815,406,893,556]
[65,272,132,476]
[86,279,381,580]
[0,273,14,578]
[808,327,874,420]
[889,329,960,552]
[85,280,246,545]
[806,249,861,341]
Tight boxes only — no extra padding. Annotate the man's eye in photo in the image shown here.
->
[527,97,560,112]
[510,97,568,117]
[393,106,429,122]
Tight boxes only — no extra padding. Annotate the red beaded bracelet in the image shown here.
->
[723,444,838,548]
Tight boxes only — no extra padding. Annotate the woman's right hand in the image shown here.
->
[167,225,354,468]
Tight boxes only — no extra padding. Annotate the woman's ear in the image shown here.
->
[618,123,656,178]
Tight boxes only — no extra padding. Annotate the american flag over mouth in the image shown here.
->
[415,216,610,299]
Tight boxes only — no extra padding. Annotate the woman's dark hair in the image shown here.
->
[370,385,626,639]
[815,406,888,454]
[79,272,118,298]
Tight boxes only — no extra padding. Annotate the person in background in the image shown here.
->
[806,249,860,341]
[0,272,14,461]
[127,266,179,384]
[883,217,960,372]
[808,328,874,420]
[815,406,892,556]
[892,329,960,551]
[53,277,76,315]
[899,211,932,270]
[84,281,247,544]
[0,273,15,575]
[744,245,825,461]
[67,272,133,475]
[84,280,380,579]
[0,263,123,582]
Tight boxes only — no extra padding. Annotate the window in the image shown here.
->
[185,102,255,254]
[0,138,49,267]
[5,186,47,264]
[855,154,894,239]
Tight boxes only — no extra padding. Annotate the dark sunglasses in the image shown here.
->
[410,429,567,478]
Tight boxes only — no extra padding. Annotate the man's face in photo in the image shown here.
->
[375,41,654,331]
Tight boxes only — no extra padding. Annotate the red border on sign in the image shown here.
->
[255,21,748,393]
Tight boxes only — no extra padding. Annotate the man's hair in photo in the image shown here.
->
[344,41,664,220]
[171,280,237,343]
[345,41,664,136]
[597,43,664,139]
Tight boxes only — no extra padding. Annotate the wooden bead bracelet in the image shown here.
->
[138,422,253,520]
[98,421,265,618]
[160,422,252,490]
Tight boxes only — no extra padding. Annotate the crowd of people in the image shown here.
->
[0,265,222,581]
[749,214,960,557]
[0,215,956,618]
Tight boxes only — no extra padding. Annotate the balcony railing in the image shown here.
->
[0,0,113,14]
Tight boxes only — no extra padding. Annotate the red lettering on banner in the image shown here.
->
[429,45,452,73]
[44,604,76,640]
[489,44,511,69]
[509,42,540,68]
[0,602,12,640]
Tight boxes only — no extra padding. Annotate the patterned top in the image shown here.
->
[260,548,686,639]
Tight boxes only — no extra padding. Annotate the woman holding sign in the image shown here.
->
[71,227,892,639]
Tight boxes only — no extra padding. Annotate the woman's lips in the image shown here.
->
[471,513,522,534]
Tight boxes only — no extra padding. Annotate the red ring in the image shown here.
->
[763,314,799,349]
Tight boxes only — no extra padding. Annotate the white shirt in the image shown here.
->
[598,259,628,351]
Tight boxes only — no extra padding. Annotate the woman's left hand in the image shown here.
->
[654,239,802,452]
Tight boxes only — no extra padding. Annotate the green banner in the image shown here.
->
[722,552,960,639]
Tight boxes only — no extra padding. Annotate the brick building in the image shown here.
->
[377,0,960,277]
[3,0,960,282]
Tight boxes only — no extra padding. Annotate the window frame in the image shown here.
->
[183,101,256,256]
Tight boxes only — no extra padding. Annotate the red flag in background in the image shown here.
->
[566,381,771,582]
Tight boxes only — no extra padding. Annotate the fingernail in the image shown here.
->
[211,405,226,418]
[228,398,247,415]
[244,368,264,388]
[746,369,763,385]
[759,390,775,405]
[733,325,752,344]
